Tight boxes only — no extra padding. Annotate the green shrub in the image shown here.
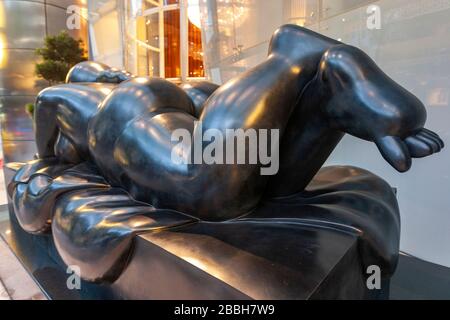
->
[25,103,35,117]
[35,31,87,85]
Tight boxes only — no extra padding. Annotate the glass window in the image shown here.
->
[164,9,181,78]
[188,20,204,77]
[143,0,159,11]
[145,14,160,49]
[164,0,180,4]
[125,0,205,80]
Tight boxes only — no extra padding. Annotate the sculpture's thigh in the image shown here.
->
[112,111,198,209]
[113,111,267,221]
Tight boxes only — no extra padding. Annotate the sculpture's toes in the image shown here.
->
[52,188,196,283]
[9,160,110,234]
[405,128,444,158]
[375,129,444,172]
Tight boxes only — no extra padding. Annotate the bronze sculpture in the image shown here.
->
[7,25,443,295]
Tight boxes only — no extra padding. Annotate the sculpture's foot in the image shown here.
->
[373,128,444,173]
[319,45,444,172]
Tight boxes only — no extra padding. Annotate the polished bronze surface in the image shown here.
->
[66,61,132,84]
[7,25,444,290]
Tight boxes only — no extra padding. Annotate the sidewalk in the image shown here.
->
[0,236,46,300]
[0,135,46,300]
[0,278,9,300]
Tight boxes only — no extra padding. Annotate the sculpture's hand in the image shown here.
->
[375,128,444,172]
[97,68,132,83]
[66,61,132,84]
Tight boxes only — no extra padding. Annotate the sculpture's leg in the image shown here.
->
[102,26,339,220]
[267,44,444,197]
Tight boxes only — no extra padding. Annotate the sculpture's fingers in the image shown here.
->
[375,136,412,172]
[405,136,433,158]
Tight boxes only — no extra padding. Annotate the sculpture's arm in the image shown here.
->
[34,83,114,160]
[66,61,133,84]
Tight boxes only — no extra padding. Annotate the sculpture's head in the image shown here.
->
[318,44,444,172]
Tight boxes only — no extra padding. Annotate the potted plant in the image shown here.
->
[26,31,87,117]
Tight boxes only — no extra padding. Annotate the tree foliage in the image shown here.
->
[35,31,87,84]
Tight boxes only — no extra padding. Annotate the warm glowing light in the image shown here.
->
[189,0,250,35]
[217,0,249,30]
[99,87,113,95]
[0,3,6,69]
[0,36,5,69]
[0,2,5,28]
[80,7,89,20]
[91,62,105,72]
[182,256,209,271]
[134,77,150,84]
[291,66,302,75]
[187,0,201,29]
[245,99,267,127]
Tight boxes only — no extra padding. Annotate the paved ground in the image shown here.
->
[0,278,9,300]
[0,144,45,300]
[0,236,46,300]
